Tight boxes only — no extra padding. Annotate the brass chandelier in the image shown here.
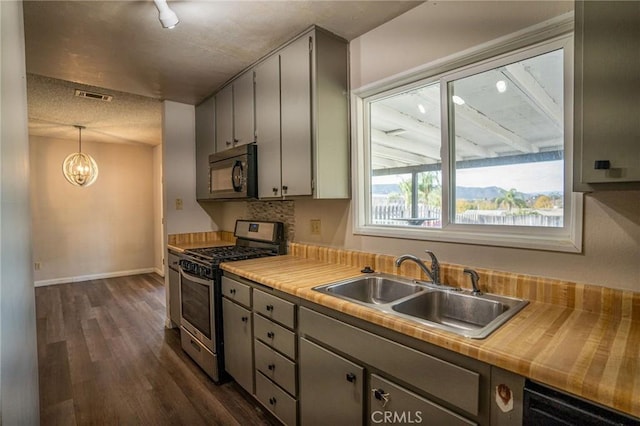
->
[62,125,98,187]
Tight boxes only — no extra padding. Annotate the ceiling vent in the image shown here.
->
[74,89,113,102]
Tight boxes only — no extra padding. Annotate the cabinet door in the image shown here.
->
[576,1,640,183]
[255,54,283,198]
[215,84,234,152]
[233,71,255,147]
[280,33,313,197]
[299,337,363,426]
[195,96,216,199]
[222,298,254,393]
[369,374,476,426]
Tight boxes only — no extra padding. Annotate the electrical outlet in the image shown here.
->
[34,262,41,271]
[175,198,183,210]
[310,219,321,235]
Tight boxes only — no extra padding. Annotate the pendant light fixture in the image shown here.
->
[62,125,99,187]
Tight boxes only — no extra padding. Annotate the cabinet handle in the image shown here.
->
[346,373,356,383]
[226,140,232,146]
[594,160,611,170]
[372,388,390,408]
[272,187,278,195]
[233,138,239,144]
[267,331,275,339]
[266,304,274,312]
[241,316,248,323]
[268,397,277,405]
[230,288,236,295]
[190,339,201,352]
[282,185,288,194]
[268,364,276,371]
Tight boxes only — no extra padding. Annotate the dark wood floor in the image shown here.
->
[36,273,278,425]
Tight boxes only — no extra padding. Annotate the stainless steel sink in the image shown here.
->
[313,274,528,339]
[390,291,528,338]
[314,275,425,305]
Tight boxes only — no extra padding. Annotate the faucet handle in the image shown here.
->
[463,268,482,296]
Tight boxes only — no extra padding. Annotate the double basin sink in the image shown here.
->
[313,274,528,339]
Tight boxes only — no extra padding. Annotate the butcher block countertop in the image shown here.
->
[221,253,640,419]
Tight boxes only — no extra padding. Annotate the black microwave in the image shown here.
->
[208,144,257,200]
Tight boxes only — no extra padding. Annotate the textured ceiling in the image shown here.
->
[23,0,422,146]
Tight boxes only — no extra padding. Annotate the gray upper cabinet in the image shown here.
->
[215,84,233,152]
[255,54,283,198]
[195,96,215,200]
[280,33,314,198]
[573,0,640,190]
[209,26,349,198]
[233,71,256,147]
[216,71,255,152]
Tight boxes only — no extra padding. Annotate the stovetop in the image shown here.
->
[185,245,276,264]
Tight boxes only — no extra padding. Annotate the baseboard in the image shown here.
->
[154,267,165,277]
[34,268,156,287]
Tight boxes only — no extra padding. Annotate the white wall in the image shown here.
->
[0,0,41,422]
[30,136,156,284]
[350,1,574,90]
[162,101,216,235]
[153,144,164,275]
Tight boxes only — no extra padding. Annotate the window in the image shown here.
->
[356,32,583,252]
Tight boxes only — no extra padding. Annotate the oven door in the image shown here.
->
[179,267,216,353]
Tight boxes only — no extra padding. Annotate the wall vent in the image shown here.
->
[74,89,113,102]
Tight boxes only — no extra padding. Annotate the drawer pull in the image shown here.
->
[268,364,276,371]
[266,304,274,312]
[190,339,201,352]
[241,316,248,323]
[267,331,275,339]
[230,288,236,295]
[268,397,277,405]
[372,388,390,408]
[346,373,356,383]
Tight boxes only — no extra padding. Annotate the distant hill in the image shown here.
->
[372,184,559,200]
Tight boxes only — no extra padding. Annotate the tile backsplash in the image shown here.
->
[248,200,296,242]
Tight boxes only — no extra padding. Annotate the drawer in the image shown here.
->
[221,276,251,308]
[254,313,296,359]
[255,339,297,396]
[254,289,295,329]
[369,374,476,426]
[255,371,297,426]
[299,307,480,416]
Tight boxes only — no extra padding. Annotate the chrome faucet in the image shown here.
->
[394,250,440,285]
[463,268,482,296]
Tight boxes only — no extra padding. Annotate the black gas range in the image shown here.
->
[178,220,285,382]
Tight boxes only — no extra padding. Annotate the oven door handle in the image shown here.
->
[179,267,213,286]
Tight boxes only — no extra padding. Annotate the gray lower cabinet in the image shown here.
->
[369,374,476,426]
[299,306,486,425]
[252,288,298,425]
[299,337,364,426]
[167,250,181,327]
[222,297,253,393]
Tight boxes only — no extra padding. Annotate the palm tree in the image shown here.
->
[494,188,527,211]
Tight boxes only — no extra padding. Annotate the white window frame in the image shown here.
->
[352,17,583,253]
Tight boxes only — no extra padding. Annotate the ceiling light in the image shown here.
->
[153,0,179,29]
[62,125,99,187]
[418,103,426,114]
[496,80,507,93]
[452,95,465,105]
